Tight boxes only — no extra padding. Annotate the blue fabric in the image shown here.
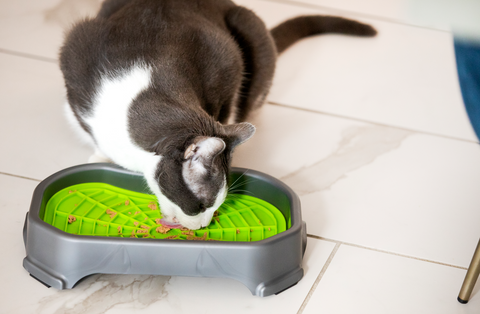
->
[454,39,480,140]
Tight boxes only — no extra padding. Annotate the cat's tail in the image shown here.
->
[270,16,377,54]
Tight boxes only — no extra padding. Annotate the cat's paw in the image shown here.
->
[88,151,112,163]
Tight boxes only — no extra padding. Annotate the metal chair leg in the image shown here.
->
[458,239,480,304]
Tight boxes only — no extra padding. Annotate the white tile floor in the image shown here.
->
[1,0,479,313]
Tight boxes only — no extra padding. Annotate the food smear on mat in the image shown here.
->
[43,183,287,242]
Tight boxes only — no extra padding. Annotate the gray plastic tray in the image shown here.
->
[23,163,306,297]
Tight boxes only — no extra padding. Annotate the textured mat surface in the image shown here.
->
[43,183,286,241]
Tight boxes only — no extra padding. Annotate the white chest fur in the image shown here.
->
[68,63,229,230]
[84,64,160,173]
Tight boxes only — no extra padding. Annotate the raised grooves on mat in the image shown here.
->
[44,182,286,241]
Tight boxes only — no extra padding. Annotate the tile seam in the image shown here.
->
[0,1,450,63]
[258,0,450,33]
[0,171,42,182]
[297,242,341,314]
[0,48,57,64]
[267,101,479,145]
[307,234,468,270]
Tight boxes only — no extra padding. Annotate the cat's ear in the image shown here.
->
[184,136,226,164]
[182,137,225,202]
[222,122,256,148]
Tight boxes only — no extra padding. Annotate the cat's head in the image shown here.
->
[146,122,255,230]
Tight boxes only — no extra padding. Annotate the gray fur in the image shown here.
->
[59,0,376,220]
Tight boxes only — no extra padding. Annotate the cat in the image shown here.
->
[59,0,376,230]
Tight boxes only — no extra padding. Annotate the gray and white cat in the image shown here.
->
[60,0,376,230]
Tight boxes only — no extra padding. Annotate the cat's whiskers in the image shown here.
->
[228,170,255,192]
[228,178,255,193]
[228,189,256,197]
[227,170,257,197]
[228,169,249,191]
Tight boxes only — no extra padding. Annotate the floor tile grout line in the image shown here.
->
[307,234,468,270]
[1,46,473,146]
[297,242,341,314]
[0,48,57,64]
[0,3,450,62]
[267,101,479,145]
[0,172,42,182]
[258,0,450,33]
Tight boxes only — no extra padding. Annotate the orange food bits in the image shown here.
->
[155,224,171,234]
[148,202,157,210]
[106,209,116,219]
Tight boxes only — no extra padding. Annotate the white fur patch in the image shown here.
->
[172,181,227,230]
[72,63,227,230]
[182,137,226,199]
[155,180,227,230]
[64,102,95,147]
[84,63,157,173]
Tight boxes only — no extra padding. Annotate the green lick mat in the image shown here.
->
[43,183,286,241]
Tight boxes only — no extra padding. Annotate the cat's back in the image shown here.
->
[59,0,248,169]
[60,0,241,112]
